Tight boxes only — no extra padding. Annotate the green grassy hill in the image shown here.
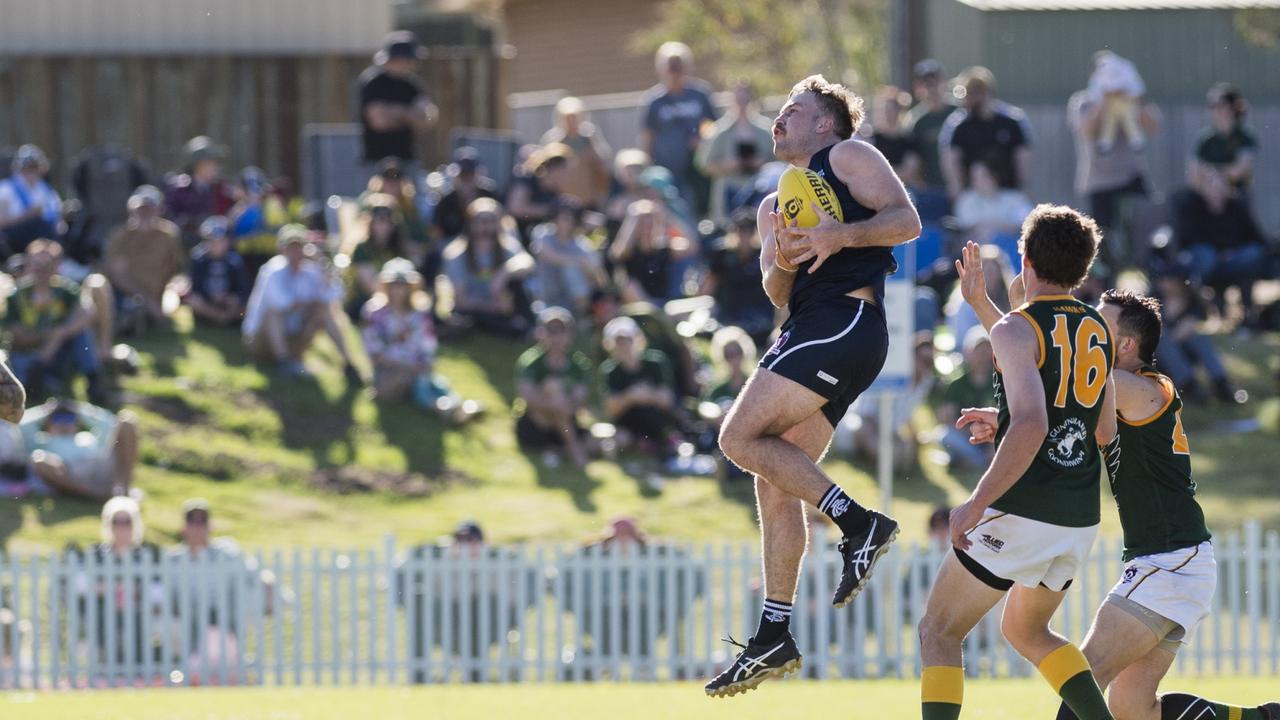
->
[3,316,1276,554]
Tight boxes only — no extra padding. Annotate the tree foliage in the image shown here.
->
[632,0,888,97]
[1234,9,1280,48]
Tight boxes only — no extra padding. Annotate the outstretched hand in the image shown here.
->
[779,202,847,274]
[954,241,988,309]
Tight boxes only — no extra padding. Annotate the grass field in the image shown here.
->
[5,677,1278,719]
[1,311,1276,554]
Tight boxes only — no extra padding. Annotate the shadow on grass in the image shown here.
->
[523,452,601,513]
[261,370,360,471]
[0,495,100,550]
[374,400,446,477]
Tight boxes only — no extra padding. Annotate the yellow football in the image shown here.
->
[776,166,843,227]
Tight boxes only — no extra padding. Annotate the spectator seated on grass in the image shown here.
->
[1171,168,1267,324]
[104,185,185,335]
[360,259,480,424]
[185,216,249,327]
[347,196,414,319]
[701,206,774,345]
[936,327,996,470]
[164,136,236,247]
[599,316,682,456]
[20,398,138,501]
[951,160,1031,257]
[589,288,703,404]
[1154,268,1242,405]
[226,167,301,256]
[359,159,435,279]
[530,198,605,317]
[702,327,756,479]
[603,149,652,233]
[540,97,613,209]
[441,198,535,336]
[0,144,62,257]
[609,199,695,305]
[242,225,361,384]
[432,147,498,243]
[1190,83,1256,197]
[3,239,107,404]
[696,81,774,224]
[515,306,594,468]
[508,143,575,243]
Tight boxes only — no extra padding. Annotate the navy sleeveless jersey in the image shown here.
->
[786,143,898,314]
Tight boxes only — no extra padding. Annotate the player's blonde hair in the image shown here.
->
[789,75,864,139]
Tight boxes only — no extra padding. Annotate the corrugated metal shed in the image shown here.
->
[0,0,392,55]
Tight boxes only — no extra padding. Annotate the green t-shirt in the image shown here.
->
[515,346,593,388]
[5,276,82,331]
[991,296,1113,528]
[1105,367,1211,561]
[600,349,674,396]
[704,377,743,405]
[1194,126,1257,189]
[907,103,957,189]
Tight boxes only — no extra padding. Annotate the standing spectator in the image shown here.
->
[703,326,756,421]
[640,42,718,211]
[360,259,479,423]
[1190,83,1256,196]
[1154,269,1241,404]
[935,328,995,470]
[3,240,105,403]
[952,161,1032,253]
[186,216,249,327]
[695,81,774,224]
[1068,52,1160,268]
[540,97,612,208]
[940,66,1032,199]
[22,398,138,501]
[164,136,236,246]
[870,86,921,185]
[514,307,594,467]
[81,496,161,678]
[432,148,498,242]
[701,206,773,344]
[0,145,62,256]
[530,198,604,316]
[507,143,573,243]
[599,317,680,452]
[609,199,694,305]
[241,225,361,383]
[357,31,438,168]
[1172,169,1266,322]
[69,145,150,262]
[441,198,535,335]
[104,185,185,334]
[905,60,958,215]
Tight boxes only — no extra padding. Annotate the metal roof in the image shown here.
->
[957,0,1280,10]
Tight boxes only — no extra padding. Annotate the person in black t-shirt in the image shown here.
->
[940,66,1032,199]
[358,32,438,165]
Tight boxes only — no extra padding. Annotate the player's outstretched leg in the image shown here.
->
[1158,695,1278,720]
[706,415,830,698]
[719,370,899,610]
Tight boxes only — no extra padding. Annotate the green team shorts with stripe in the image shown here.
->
[1103,541,1216,652]
[955,509,1099,593]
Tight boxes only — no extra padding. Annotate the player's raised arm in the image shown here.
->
[757,193,797,308]
[955,240,1006,332]
[951,314,1047,548]
[0,360,25,423]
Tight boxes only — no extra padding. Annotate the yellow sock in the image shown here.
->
[922,665,964,720]
[1039,644,1111,720]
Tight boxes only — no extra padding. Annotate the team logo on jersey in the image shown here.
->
[767,331,790,356]
[1046,417,1090,468]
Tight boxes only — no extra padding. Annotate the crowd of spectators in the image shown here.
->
[0,32,1274,503]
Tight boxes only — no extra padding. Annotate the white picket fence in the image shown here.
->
[1,523,1277,689]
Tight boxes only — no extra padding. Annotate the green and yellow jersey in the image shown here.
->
[992,295,1113,527]
[1104,367,1211,562]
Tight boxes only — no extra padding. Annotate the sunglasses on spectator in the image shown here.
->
[112,516,133,527]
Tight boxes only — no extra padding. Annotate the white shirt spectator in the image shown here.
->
[953,189,1032,232]
[0,174,62,225]
[241,255,342,339]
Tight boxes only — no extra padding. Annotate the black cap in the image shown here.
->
[377,31,426,64]
[450,146,480,175]
[913,58,943,79]
[453,520,484,542]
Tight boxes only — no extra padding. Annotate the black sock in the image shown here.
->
[1055,701,1079,720]
[753,599,792,645]
[818,484,870,536]
[1161,693,1264,720]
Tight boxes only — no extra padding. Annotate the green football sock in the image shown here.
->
[1038,644,1112,720]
